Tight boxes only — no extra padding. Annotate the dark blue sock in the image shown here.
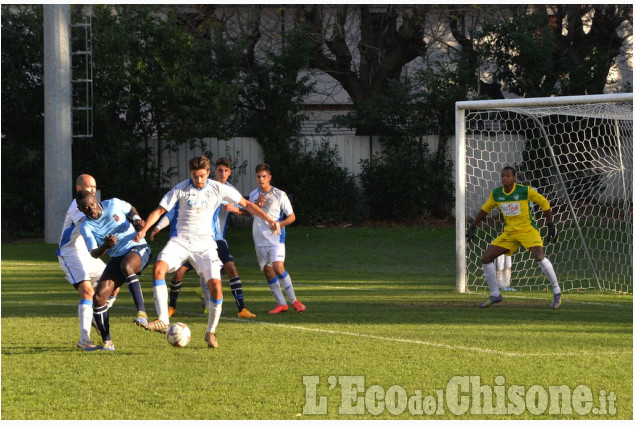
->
[230,276,245,311]
[93,304,111,341]
[169,280,182,309]
[126,274,146,313]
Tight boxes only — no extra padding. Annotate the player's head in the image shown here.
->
[255,163,272,190]
[76,189,102,219]
[189,156,211,189]
[501,166,517,187]
[214,158,232,184]
[76,174,97,195]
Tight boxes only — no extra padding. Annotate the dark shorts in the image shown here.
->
[216,240,234,265]
[103,244,152,284]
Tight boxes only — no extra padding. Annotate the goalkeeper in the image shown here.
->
[466,166,561,309]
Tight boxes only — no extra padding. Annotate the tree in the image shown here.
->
[1,5,45,237]
[299,5,429,111]
[475,5,633,97]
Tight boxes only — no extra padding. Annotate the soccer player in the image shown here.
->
[76,190,152,351]
[150,158,257,319]
[249,163,306,314]
[466,166,561,309]
[57,174,111,350]
[134,156,278,348]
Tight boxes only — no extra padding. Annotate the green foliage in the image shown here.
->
[332,79,457,221]
[280,141,361,226]
[1,5,45,237]
[359,141,454,221]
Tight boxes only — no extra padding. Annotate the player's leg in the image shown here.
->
[92,272,118,350]
[147,238,188,332]
[120,247,150,328]
[217,240,253,317]
[529,245,561,309]
[479,243,510,307]
[256,246,287,313]
[168,263,192,318]
[205,277,223,348]
[272,260,305,313]
[60,253,103,349]
[225,261,255,318]
[75,280,98,350]
[193,248,223,348]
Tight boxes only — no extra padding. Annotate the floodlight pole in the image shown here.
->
[44,5,72,244]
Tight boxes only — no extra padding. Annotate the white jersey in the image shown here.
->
[215,181,243,242]
[56,199,88,257]
[249,186,293,247]
[160,178,243,238]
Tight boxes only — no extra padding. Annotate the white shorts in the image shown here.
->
[157,235,222,282]
[58,251,106,286]
[255,245,286,270]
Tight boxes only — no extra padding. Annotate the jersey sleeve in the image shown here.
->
[280,192,294,216]
[159,186,180,212]
[481,192,497,214]
[70,207,86,226]
[222,184,243,205]
[528,187,551,211]
[79,222,98,252]
[113,198,133,216]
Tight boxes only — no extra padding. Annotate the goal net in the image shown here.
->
[455,93,633,294]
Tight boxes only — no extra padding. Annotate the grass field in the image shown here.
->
[1,225,632,420]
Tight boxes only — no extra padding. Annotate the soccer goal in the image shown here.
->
[455,93,633,294]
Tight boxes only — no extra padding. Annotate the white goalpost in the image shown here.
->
[455,93,633,294]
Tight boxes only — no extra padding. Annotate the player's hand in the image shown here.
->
[132,218,145,232]
[104,233,117,248]
[546,222,558,243]
[270,221,281,236]
[134,230,146,243]
[150,227,160,241]
[466,225,476,243]
[257,194,266,207]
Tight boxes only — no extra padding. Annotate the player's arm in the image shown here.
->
[150,213,171,241]
[466,192,496,242]
[225,203,249,216]
[90,234,117,259]
[134,206,167,242]
[528,188,558,242]
[279,212,296,228]
[237,198,281,234]
[125,206,145,231]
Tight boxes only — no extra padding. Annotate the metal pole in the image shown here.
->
[44,5,72,244]
[455,106,467,293]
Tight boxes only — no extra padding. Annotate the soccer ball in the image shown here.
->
[166,322,191,347]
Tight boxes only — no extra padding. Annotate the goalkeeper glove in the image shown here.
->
[466,225,476,242]
[546,222,558,243]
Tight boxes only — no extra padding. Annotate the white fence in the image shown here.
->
[160,134,452,197]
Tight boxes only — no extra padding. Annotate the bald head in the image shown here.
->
[76,174,97,195]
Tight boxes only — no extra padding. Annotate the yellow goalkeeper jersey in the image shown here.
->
[481,183,550,234]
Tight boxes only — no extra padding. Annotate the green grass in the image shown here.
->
[1,226,632,419]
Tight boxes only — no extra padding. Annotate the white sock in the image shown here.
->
[207,298,223,333]
[277,271,297,303]
[267,277,286,305]
[79,299,93,340]
[106,295,117,309]
[199,275,210,306]
[153,279,170,323]
[538,257,561,294]
[483,262,501,297]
